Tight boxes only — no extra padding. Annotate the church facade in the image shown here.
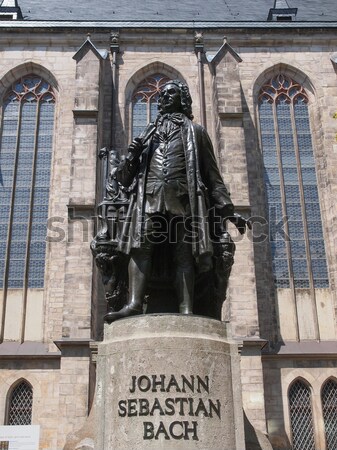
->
[0,0,337,448]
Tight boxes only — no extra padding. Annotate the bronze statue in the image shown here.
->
[91,80,250,323]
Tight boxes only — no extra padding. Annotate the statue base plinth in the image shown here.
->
[95,314,245,450]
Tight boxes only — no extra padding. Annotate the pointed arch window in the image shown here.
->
[322,379,337,450]
[258,74,329,289]
[289,379,315,450]
[0,74,55,290]
[131,73,170,138]
[7,380,33,425]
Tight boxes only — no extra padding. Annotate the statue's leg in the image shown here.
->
[104,244,153,323]
[172,220,195,314]
[128,246,153,309]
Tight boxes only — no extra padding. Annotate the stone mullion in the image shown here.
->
[20,97,41,343]
[290,101,320,340]
[273,100,300,341]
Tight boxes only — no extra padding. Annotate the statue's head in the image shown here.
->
[158,79,193,119]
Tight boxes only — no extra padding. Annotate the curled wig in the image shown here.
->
[157,79,194,120]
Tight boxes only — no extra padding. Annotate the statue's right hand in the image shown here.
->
[128,137,146,159]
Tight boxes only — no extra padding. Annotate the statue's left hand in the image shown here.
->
[227,213,252,235]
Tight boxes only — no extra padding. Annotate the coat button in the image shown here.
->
[163,169,168,174]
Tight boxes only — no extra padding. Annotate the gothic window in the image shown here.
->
[258,74,329,289]
[289,379,315,450]
[7,380,33,425]
[0,74,55,290]
[131,73,170,138]
[322,379,337,450]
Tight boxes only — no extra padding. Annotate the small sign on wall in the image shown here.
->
[0,426,40,450]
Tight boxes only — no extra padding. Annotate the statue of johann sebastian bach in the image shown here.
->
[92,79,249,322]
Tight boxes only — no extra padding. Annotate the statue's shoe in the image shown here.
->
[104,305,142,324]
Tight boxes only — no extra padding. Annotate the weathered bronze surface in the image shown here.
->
[91,80,250,323]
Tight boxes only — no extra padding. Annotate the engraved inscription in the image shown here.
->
[117,374,222,441]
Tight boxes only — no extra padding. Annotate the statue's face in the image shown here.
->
[160,83,182,114]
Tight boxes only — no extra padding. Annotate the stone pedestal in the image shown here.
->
[95,314,246,450]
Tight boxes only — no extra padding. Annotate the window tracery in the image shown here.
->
[258,74,328,289]
[0,74,55,289]
[289,379,315,450]
[7,380,33,425]
[322,379,337,450]
[131,73,170,138]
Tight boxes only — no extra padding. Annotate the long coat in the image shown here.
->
[116,115,233,263]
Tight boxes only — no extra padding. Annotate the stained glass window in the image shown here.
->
[322,379,337,450]
[7,380,33,425]
[258,74,329,289]
[289,379,315,450]
[0,75,55,289]
[132,73,170,138]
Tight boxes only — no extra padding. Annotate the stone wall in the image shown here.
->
[235,32,337,345]
[0,25,336,449]
[0,32,106,449]
[263,354,337,449]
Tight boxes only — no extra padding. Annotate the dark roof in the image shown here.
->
[11,0,337,22]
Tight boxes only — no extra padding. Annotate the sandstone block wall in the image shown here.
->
[0,26,336,449]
